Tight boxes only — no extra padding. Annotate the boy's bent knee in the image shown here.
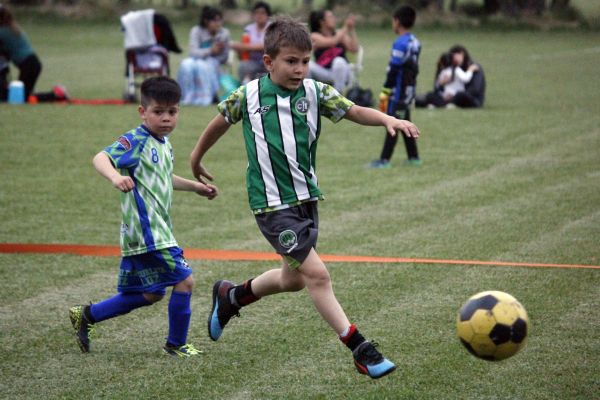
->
[174,275,195,293]
[143,293,164,303]
[309,271,331,288]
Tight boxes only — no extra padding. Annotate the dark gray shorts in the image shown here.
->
[254,201,319,269]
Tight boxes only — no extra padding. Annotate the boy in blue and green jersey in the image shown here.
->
[190,18,420,379]
[69,77,218,357]
[370,5,421,169]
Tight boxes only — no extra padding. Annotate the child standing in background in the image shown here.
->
[369,5,421,168]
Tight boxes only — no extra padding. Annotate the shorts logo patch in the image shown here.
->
[295,97,310,115]
[181,258,190,269]
[117,136,132,151]
[279,229,298,250]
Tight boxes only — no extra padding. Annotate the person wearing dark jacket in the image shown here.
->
[416,45,485,109]
[0,4,68,102]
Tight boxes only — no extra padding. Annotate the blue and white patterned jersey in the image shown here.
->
[103,125,177,256]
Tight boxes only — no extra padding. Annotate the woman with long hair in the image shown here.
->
[416,45,485,109]
[177,6,230,106]
[308,9,360,93]
[447,45,485,108]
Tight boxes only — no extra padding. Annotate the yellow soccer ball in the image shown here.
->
[457,291,529,361]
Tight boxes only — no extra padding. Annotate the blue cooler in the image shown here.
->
[8,80,25,104]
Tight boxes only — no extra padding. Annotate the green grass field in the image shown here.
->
[1,19,599,399]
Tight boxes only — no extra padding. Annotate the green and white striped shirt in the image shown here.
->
[218,75,354,211]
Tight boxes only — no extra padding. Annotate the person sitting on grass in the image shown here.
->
[0,4,68,102]
[69,76,218,357]
[446,45,485,108]
[308,9,360,93]
[415,51,479,109]
[416,45,486,109]
[189,17,420,379]
[177,6,230,106]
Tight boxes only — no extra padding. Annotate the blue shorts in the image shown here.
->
[117,247,192,296]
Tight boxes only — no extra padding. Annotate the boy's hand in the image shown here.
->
[192,162,214,184]
[111,175,135,193]
[386,117,420,139]
[195,182,219,200]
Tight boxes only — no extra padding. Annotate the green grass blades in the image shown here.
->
[1,21,599,399]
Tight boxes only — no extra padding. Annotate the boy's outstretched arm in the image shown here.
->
[190,114,231,183]
[344,105,420,139]
[172,174,218,200]
[92,152,135,193]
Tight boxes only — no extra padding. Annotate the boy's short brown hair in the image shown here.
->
[264,17,312,59]
[140,76,181,107]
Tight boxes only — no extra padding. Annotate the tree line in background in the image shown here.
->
[7,0,576,17]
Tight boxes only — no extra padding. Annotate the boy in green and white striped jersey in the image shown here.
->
[190,18,419,379]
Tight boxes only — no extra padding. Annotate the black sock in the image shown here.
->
[340,324,366,352]
[230,279,260,307]
[83,305,96,324]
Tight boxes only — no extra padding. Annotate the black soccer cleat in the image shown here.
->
[353,341,396,379]
[69,305,95,353]
[208,280,240,341]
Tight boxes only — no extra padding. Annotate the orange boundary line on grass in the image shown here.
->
[1,243,599,270]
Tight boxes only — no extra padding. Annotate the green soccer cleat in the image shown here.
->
[405,158,422,166]
[69,305,95,353]
[163,343,202,357]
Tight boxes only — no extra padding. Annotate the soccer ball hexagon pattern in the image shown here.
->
[457,291,529,361]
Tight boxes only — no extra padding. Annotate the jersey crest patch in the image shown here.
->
[294,97,310,115]
[117,136,132,151]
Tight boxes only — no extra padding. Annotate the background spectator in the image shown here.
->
[230,1,271,84]
[416,45,485,109]
[448,45,485,108]
[0,4,67,102]
[177,6,230,106]
[308,9,359,93]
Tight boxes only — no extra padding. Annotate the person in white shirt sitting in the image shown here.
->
[230,1,272,84]
[416,45,485,109]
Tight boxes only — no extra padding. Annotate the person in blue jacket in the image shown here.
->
[369,5,421,169]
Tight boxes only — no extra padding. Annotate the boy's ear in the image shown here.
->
[138,105,146,118]
[263,54,273,71]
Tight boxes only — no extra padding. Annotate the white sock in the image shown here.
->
[340,325,352,338]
